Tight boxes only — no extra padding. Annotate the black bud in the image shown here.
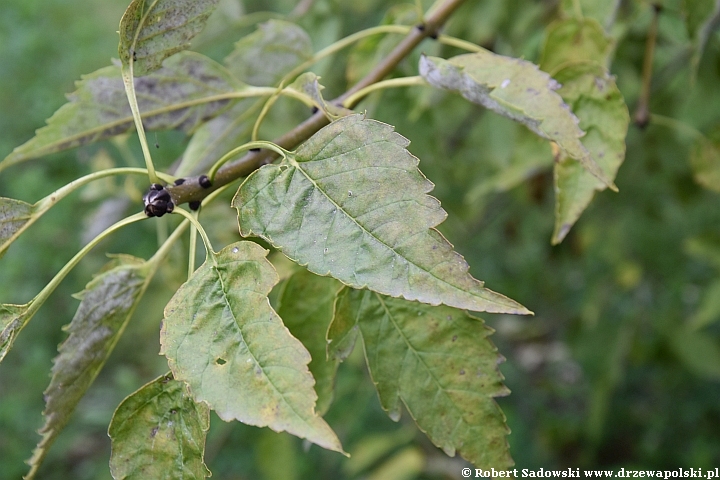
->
[166,202,174,213]
[311,106,319,114]
[150,183,164,191]
[174,178,185,185]
[199,175,212,189]
[249,147,261,152]
[189,200,201,211]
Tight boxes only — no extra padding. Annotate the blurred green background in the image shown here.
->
[1,0,719,479]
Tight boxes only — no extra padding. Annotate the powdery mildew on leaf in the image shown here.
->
[119,0,220,76]
[2,52,243,169]
[419,53,615,190]
[329,288,513,470]
[234,114,529,315]
[26,256,150,480]
[160,241,343,453]
[109,373,211,480]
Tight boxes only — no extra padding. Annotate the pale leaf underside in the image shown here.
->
[109,373,211,480]
[234,114,529,314]
[330,288,512,469]
[26,257,150,479]
[160,241,343,453]
[0,197,34,258]
[419,53,615,190]
[0,303,31,364]
[119,0,221,76]
[2,52,243,168]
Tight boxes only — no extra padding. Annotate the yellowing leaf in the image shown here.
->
[330,288,512,469]
[160,241,343,453]
[419,53,616,190]
[2,52,244,170]
[233,114,529,315]
[552,63,629,244]
[119,0,220,76]
[26,256,151,480]
[109,373,211,480]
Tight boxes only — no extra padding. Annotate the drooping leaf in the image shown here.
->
[540,18,613,74]
[225,19,313,87]
[286,73,348,119]
[175,21,313,176]
[160,241,343,452]
[119,0,220,76]
[2,52,245,170]
[233,114,529,315]
[25,256,152,480]
[0,303,32,363]
[330,288,513,469]
[276,270,342,415]
[551,63,629,244]
[689,129,720,192]
[419,53,616,190]
[0,197,35,259]
[109,372,211,480]
[561,0,621,28]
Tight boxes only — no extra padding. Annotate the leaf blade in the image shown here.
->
[25,256,151,479]
[109,372,211,480]
[331,288,513,469]
[119,0,220,77]
[419,53,616,190]
[1,52,242,169]
[234,114,529,315]
[160,241,343,453]
[0,197,35,259]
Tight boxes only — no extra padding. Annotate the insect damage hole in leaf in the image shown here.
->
[234,114,530,315]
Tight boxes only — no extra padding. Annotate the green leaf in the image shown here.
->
[683,0,720,69]
[670,328,720,380]
[109,372,211,480]
[2,52,244,170]
[330,288,513,469]
[551,63,629,244]
[25,256,151,480]
[276,270,342,415]
[689,280,720,330]
[175,21,313,176]
[286,73,348,119]
[540,18,613,74]
[689,129,720,192]
[160,241,343,453]
[233,114,529,315]
[225,19,313,87]
[560,0,621,28]
[419,53,616,190]
[119,0,220,77]
[0,303,32,364]
[0,197,35,259]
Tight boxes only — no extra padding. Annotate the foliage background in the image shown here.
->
[1,0,719,478]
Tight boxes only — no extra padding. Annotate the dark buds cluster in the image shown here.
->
[143,183,174,217]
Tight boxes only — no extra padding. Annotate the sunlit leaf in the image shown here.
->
[2,52,244,170]
[276,270,342,415]
[330,288,513,469]
[561,0,621,28]
[0,303,32,364]
[119,0,220,76]
[0,197,35,259]
[419,53,615,190]
[160,241,343,452]
[25,256,151,480]
[109,372,211,480]
[234,114,529,315]
[551,63,629,244]
[540,18,613,74]
[225,19,313,87]
[689,130,720,192]
[176,21,313,176]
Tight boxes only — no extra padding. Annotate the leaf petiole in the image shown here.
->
[342,76,427,108]
[208,141,290,181]
[171,208,216,265]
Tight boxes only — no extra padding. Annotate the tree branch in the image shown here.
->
[164,0,467,207]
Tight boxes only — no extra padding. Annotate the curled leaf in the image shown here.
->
[234,114,529,315]
[419,53,616,190]
[0,197,35,259]
[0,303,32,364]
[160,241,343,453]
